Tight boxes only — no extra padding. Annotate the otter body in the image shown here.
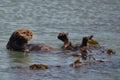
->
[6,29,91,53]
[27,44,53,51]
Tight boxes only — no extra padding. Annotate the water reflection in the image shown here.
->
[7,50,30,64]
[3,51,31,80]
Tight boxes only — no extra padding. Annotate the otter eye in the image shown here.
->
[22,32,26,34]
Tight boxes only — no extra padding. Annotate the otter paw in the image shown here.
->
[57,32,69,42]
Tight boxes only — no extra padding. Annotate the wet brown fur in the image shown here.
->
[57,32,92,51]
[6,29,33,52]
[6,29,53,52]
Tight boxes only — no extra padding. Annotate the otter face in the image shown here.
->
[57,32,69,42]
[13,29,33,41]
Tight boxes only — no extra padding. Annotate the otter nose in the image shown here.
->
[28,34,33,40]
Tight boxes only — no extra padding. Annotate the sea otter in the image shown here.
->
[57,32,92,51]
[6,28,53,52]
[57,32,93,59]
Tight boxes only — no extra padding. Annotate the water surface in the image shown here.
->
[0,0,120,80]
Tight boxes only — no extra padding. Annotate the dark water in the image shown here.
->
[0,0,120,80]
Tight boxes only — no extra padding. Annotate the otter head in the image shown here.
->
[6,28,33,52]
[12,29,33,41]
[57,32,69,43]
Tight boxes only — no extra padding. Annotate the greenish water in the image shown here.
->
[0,0,120,80]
